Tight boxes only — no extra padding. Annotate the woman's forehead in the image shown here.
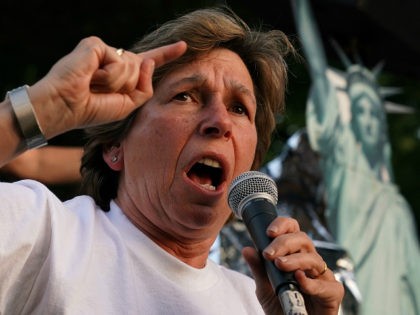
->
[158,49,255,93]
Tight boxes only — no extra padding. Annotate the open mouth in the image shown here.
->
[187,157,223,191]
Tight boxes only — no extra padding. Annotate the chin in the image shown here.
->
[184,206,228,229]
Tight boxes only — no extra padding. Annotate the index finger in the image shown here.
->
[140,41,187,68]
[266,216,300,237]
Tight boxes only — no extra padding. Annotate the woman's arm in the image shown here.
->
[0,37,187,168]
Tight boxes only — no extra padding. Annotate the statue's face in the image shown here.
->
[349,84,385,151]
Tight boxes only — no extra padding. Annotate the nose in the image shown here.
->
[199,101,232,139]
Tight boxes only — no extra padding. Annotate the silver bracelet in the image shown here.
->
[6,85,47,149]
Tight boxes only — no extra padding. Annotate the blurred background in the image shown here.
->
[1,0,419,234]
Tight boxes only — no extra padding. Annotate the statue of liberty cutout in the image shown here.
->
[291,0,420,314]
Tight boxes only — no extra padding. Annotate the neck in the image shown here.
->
[114,195,219,269]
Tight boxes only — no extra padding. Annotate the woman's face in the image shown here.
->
[112,48,258,241]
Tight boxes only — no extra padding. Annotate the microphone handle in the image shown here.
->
[242,199,308,315]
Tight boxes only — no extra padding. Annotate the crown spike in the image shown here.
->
[354,51,364,67]
[372,60,385,78]
[329,38,352,69]
[379,86,403,98]
[384,101,415,114]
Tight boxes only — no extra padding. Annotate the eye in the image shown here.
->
[230,103,249,116]
[173,91,194,103]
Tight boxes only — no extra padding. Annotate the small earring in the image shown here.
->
[111,155,118,163]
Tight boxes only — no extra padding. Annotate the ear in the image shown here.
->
[103,144,124,171]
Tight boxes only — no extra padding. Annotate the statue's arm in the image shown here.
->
[291,0,332,120]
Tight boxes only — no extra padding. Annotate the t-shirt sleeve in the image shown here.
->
[0,180,62,313]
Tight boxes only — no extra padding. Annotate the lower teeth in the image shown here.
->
[201,183,216,191]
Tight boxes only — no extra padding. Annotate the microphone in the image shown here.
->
[228,171,308,315]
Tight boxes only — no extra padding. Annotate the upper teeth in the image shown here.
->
[198,158,221,168]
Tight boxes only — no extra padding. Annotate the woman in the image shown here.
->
[0,6,343,314]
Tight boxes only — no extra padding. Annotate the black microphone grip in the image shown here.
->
[242,198,308,315]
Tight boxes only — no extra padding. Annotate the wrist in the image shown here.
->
[6,85,47,150]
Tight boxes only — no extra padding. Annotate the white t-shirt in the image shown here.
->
[0,180,264,315]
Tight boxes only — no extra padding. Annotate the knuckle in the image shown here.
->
[80,36,103,49]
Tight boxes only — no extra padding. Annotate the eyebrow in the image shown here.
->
[167,75,205,90]
[167,74,256,104]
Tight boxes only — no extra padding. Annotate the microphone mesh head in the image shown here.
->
[228,171,278,218]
